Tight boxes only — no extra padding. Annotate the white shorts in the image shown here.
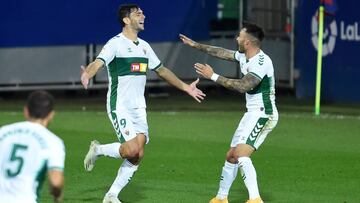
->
[230,111,278,150]
[108,108,149,144]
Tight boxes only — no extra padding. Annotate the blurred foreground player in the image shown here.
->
[0,91,65,203]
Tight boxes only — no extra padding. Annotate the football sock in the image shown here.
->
[97,142,121,158]
[238,157,260,199]
[216,161,238,200]
[107,159,138,196]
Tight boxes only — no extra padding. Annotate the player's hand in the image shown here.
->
[80,65,90,89]
[179,34,196,47]
[194,63,214,80]
[185,78,206,103]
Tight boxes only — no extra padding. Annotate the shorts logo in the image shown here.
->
[124,130,129,136]
[131,63,147,72]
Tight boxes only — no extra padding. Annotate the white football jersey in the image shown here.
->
[235,50,277,115]
[97,33,161,112]
[0,121,65,203]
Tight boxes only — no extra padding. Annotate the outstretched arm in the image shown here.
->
[179,34,237,62]
[194,63,260,93]
[155,65,206,103]
[80,59,104,89]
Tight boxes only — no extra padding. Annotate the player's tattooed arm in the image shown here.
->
[194,63,260,93]
[217,74,260,93]
[196,44,237,61]
[179,34,237,61]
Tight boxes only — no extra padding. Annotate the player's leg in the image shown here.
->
[104,108,148,202]
[210,148,238,203]
[236,144,259,202]
[104,134,145,202]
[235,112,278,203]
[84,109,140,171]
[209,113,252,203]
[84,140,121,171]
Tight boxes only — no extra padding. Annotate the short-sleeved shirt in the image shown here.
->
[97,33,162,112]
[234,50,277,115]
[0,121,65,203]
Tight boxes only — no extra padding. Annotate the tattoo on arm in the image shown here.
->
[194,43,237,62]
[216,74,261,93]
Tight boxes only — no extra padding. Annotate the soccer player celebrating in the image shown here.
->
[0,91,65,203]
[180,22,278,203]
[81,4,205,203]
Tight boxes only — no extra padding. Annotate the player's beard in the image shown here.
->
[238,44,245,53]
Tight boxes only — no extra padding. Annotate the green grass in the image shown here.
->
[1,95,360,202]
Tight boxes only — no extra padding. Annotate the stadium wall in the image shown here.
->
[0,0,217,47]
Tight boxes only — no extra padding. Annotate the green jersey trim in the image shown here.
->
[247,75,273,115]
[108,57,148,76]
[152,63,162,71]
[97,57,106,65]
[108,59,118,112]
[35,160,48,202]
[233,51,238,60]
[48,166,64,171]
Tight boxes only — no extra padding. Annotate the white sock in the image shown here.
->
[216,161,238,200]
[97,143,121,158]
[238,157,260,199]
[107,159,138,196]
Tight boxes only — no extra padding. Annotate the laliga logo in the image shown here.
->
[311,11,337,56]
[311,9,360,56]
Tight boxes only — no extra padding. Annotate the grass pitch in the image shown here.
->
[0,94,359,203]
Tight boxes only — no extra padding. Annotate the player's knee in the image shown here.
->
[121,144,139,158]
[126,147,140,158]
[138,149,144,159]
[226,157,238,164]
[226,150,238,164]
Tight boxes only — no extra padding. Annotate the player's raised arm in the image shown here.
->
[179,34,237,62]
[155,65,206,103]
[80,59,104,89]
[194,63,260,93]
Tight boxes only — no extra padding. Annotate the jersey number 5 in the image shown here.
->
[6,144,28,178]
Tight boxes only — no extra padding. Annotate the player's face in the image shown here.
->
[236,29,247,53]
[128,8,145,31]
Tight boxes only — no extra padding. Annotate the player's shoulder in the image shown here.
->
[106,33,125,45]
[0,121,64,147]
[41,128,64,148]
[253,50,272,67]
[137,37,150,47]
[27,122,64,148]
[0,121,28,133]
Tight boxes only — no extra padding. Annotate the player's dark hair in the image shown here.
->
[242,21,265,43]
[118,4,140,26]
[26,90,54,119]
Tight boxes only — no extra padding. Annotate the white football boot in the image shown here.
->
[103,193,121,203]
[84,140,100,171]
